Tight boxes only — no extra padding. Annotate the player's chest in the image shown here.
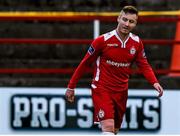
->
[102,43,138,62]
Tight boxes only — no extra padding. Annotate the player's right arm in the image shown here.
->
[65,88,75,103]
[65,36,104,103]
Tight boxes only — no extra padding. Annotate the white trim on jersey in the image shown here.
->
[95,56,100,81]
[114,30,130,48]
[103,30,140,48]
[91,84,97,89]
[103,30,115,41]
[129,32,140,43]
[122,36,130,48]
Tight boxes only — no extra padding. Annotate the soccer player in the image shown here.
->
[65,5,163,135]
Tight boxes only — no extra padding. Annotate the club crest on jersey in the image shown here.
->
[88,46,95,55]
[98,109,105,119]
[130,47,136,55]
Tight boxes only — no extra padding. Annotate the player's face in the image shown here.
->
[117,12,138,35]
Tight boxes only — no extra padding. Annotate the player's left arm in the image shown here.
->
[135,40,164,97]
[153,82,163,97]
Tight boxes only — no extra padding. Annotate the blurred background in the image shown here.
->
[0,0,179,88]
[0,0,180,135]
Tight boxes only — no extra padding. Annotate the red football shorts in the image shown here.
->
[91,87,128,128]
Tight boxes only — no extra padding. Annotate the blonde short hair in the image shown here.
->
[121,5,138,15]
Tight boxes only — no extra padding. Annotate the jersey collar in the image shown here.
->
[114,30,130,48]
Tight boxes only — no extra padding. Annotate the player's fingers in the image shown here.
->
[68,95,75,103]
[65,91,74,103]
[153,83,163,97]
[157,86,163,97]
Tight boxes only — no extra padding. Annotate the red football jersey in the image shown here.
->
[68,30,158,92]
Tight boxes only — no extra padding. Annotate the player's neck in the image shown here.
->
[116,29,129,42]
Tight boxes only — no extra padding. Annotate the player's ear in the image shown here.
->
[117,11,122,22]
[117,16,120,22]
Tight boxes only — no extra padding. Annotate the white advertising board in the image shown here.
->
[0,87,179,135]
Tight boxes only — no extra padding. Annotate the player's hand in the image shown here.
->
[153,83,163,97]
[65,88,75,103]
